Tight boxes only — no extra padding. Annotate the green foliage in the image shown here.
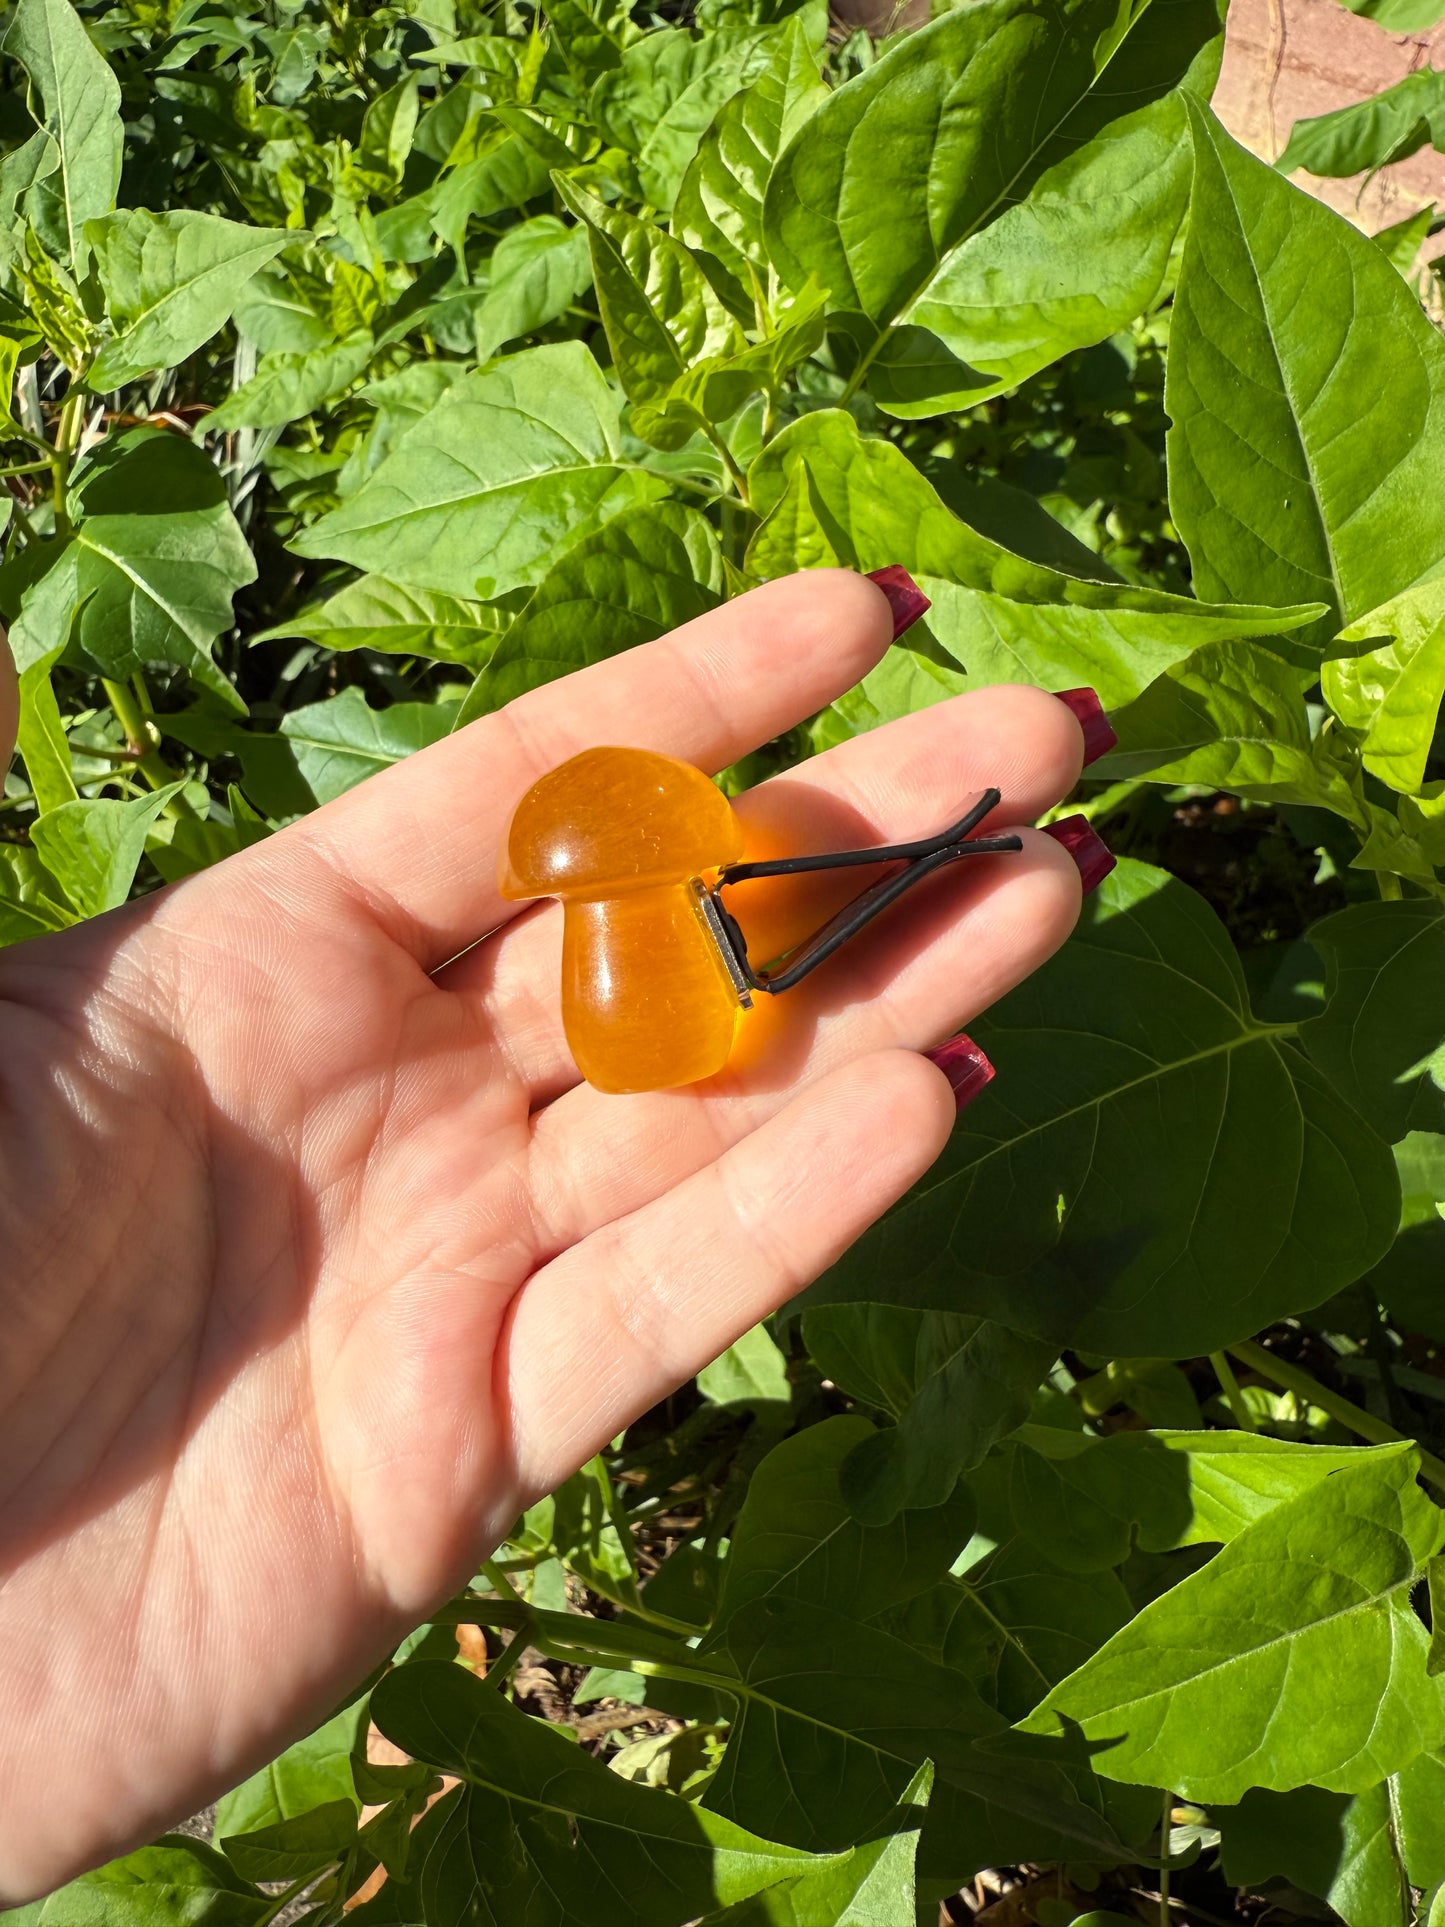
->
[12,0,1445,1919]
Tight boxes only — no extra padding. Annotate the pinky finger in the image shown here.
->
[498,1049,957,1500]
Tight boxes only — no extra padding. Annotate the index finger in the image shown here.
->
[281,569,900,968]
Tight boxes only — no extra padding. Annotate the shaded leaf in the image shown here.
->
[1324,580,1445,796]
[29,783,182,917]
[4,0,122,266]
[805,860,1398,1357]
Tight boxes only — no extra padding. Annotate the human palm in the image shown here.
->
[0,571,1087,1901]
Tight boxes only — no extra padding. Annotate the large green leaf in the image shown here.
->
[1167,103,1445,635]
[1021,1446,1445,1802]
[803,1306,1052,1525]
[474,215,592,361]
[253,574,507,666]
[803,860,1399,1358]
[292,341,666,597]
[748,411,1324,708]
[1005,1427,1373,1573]
[1340,0,1445,25]
[591,23,786,210]
[162,688,459,820]
[213,1699,367,1840]
[205,331,375,432]
[86,208,290,390]
[457,500,722,719]
[1277,70,1445,179]
[554,177,737,405]
[704,1415,975,1645]
[1097,638,1367,821]
[1301,900,1445,1141]
[29,784,182,918]
[762,0,1217,332]
[15,1838,269,1925]
[371,1661,838,1926]
[699,1766,931,1927]
[4,0,121,266]
[1323,580,1445,796]
[888,90,1191,416]
[1221,1754,1445,1927]
[673,16,828,308]
[708,1597,1126,1876]
[12,437,254,710]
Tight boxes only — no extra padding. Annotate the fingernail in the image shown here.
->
[1053,686,1117,766]
[922,1032,995,1112]
[866,565,931,640]
[1043,814,1116,894]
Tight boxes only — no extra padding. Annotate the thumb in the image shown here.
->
[0,623,14,774]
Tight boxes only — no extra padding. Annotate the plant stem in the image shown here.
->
[99,677,188,808]
[1227,1339,1445,1492]
[1377,870,1405,901]
[483,1630,530,1691]
[1211,1351,1257,1432]
[256,1870,319,1926]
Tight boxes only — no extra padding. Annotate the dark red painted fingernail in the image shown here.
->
[923,1033,995,1112]
[1053,686,1117,766]
[1043,814,1115,894]
[866,565,930,640]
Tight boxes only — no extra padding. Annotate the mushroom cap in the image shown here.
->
[499,746,744,900]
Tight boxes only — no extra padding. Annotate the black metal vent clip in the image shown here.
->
[693,787,1022,1006]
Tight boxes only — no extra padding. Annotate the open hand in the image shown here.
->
[0,570,1090,1900]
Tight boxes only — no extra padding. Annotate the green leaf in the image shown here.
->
[706,1416,975,1650]
[457,499,722,719]
[0,842,73,943]
[1097,639,1367,821]
[748,411,1326,708]
[1324,580,1445,796]
[1375,201,1436,277]
[710,1597,1126,1874]
[292,341,667,598]
[20,1837,269,1925]
[85,209,291,390]
[554,177,737,405]
[219,1804,356,1885]
[1301,899,1445,1141]
[1340,0,1445,25]
[892,91,1192,416]
[30,783,183,917]
[8,598,77,816]
[699,1765,932,1926]
[1167,103,1445,635]
[1005,1426,1375,1574]
[1367,1132,1445,1342]
[4,0,122,266]
[146,784,271,884]
[205,331,375,432]
[475,215,592,361]
[591,24,785,210]
[762,0,1217,329]
[14,432,255,708]
[698,1322,791,1408]
[804,860,1399,1357]
[237,686,454,813]
[253,574,507,666]
[673,15,828,304]
[1277,70,1445,179]
[371,1661,839,1925]
[803,1306,1052,1524]
[1021,1445,1445,1801]
[214,1698,367,1841]
[1220,1754,1445,1927]
[425,113,567,254]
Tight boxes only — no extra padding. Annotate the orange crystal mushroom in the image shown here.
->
[500,746,747,1094]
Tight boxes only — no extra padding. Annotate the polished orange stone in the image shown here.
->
[499,746,747,1094]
